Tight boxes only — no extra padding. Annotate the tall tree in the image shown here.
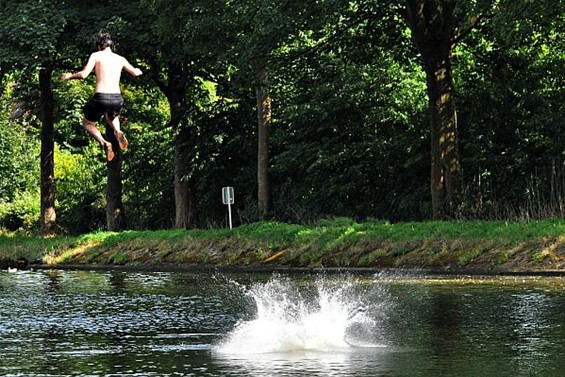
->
[224,0,322,217]
[402,0,562,219]
[0,0,69,235]
[130,0,220,228]
[38,66,57,235]
[166,63,194,229]
[404,0,461,219]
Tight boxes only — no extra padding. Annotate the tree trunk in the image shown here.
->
[405,0,461,219]
[173,136,196,229]
[255,63,272,215]
[167,63,195,229]
[105,126,126,231]
[426,59,460,219]
[151,61,194,229]
[38,67,57,236]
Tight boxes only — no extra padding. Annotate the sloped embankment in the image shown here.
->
[2,219,560,274]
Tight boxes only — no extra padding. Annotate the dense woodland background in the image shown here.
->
[0,0,563,235]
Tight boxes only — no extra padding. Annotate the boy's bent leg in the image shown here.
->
[83,119,106,146]
[83,118,114,161]
[106,115,128,150]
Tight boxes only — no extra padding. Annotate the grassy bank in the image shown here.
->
[1,218,564,273]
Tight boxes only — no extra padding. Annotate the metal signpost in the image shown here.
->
[222,187,235,229]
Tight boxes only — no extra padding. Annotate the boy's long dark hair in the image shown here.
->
[95,32,113,51]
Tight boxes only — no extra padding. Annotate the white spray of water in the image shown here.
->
[214,275,386,355]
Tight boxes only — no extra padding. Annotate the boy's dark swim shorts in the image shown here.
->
[83,93,124,122]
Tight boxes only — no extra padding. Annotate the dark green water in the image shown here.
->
[1,269,564,376]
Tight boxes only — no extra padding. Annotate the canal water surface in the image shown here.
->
[1,269,564,376]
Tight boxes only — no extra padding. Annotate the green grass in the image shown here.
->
[0,218,563,268]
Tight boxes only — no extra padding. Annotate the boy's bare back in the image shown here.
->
[92,50,127,93]
[61,47,142,93]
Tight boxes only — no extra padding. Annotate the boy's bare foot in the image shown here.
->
[115,130,128,150]
[103,142,115,162]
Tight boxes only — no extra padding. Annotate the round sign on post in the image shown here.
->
[222,187,234,229]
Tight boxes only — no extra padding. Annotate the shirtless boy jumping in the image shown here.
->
[61,32,143,161]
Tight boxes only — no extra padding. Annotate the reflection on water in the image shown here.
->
[1,270,565,376]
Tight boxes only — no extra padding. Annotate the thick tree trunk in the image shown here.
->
[255,63,272,215]
[171,102,196,229]
[38,67,57,236]
[152,61,194,229]
[168,63,195,229]
[426,60,460,218]
[105,126,126,231]
[405,0,461,219]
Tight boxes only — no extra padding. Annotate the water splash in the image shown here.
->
[214,275,387,355]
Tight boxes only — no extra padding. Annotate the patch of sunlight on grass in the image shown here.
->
[43,240,101,265]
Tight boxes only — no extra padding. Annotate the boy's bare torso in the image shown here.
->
[72,47,141,94]
[92,50,127,93]
[89,48,143,93]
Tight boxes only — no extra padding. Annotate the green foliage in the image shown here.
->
[266,3,429,222]
[0,190,40,232]
[54,144,107,233]
[0,0,563,233]
[0,185,39,235]
[0,82,41,232]
[120,85,173,229]
[54,79,93,148]
[0,0,67,67]
[0,106,39,202]
[455,0,565,219]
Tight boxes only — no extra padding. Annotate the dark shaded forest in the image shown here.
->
[0,0,563,235]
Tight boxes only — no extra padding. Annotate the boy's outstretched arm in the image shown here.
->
[123,58,143,77]
[61,54,96,81]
